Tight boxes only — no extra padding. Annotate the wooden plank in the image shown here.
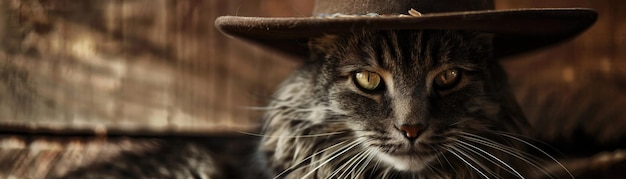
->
[0,0,299,136]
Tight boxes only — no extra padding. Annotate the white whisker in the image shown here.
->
[300,139,362,179]
[437,149,459,176]
[273,140,353,179]
[454,139,524,178]
[459,133,554,178]
[448,147,490,179]
[356,149,375,177]
[451,145,497,178]
[339,150,366,178]
[329,149,363,178]
[426,164,436,177]
[496,133,574,179]
[342,146,374,178]
[370,156,382,178]
[381,168,392,179]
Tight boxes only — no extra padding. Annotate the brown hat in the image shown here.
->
[215,0,597,59]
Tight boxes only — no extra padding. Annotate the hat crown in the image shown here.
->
[313,0,495,16]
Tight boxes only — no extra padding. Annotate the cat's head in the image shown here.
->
[308,30,528,172]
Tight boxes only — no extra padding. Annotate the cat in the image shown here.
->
[257,30,567,178]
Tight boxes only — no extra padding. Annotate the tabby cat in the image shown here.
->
[257,30,566,178]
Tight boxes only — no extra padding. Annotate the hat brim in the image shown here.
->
[215,8,597,59]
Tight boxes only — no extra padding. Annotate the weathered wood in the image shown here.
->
[0,0,300,136]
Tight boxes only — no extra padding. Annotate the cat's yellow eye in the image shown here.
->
[354,71,382,91]
[434,69,461,89]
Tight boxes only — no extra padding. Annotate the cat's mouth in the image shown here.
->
[374,147,441,172]
[376,151,438,172]
[390,147,439,156]
[383,141,441,156]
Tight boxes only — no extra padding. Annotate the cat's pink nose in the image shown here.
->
[397,124,425,140]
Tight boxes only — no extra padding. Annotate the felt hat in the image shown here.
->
[215,0,597,59]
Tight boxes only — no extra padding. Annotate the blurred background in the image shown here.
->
[0,0,624,178]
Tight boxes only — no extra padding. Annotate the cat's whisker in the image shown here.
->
[345,144,375,178]
[490,131,562,154]
[425,164,436,178]
[370,155,382,178]
[329,149,363,178]
[448,147,490,179]
[356,149,375,176]
[458,133,555,178]
[381,168,392,179]
[273,139,353,179]
[296,136,366,177]
[327,157,348,178]
[337,150,367,178]
[494,132,574,179]
[427,154,448,178]
[356,149,376,178]
[345,149,370,178]
[449,118,474,127]
[418,143,447,178]
[452,145,500,179]
[387,169,398,179]
[300,138,363,179]
[454,139,525,178]
[461,134,538,161]
[440,151,459,176]
[459,132,542,160]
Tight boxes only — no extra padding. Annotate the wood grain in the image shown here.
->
[0,0,301,136]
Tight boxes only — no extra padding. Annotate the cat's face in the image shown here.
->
[310,30,527,172]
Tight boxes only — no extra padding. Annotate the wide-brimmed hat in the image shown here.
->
[215,0,597,59]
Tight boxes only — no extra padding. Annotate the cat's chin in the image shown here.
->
[375,152,437,172]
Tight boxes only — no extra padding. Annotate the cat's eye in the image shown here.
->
[434,69,461,89]
[354,71,383,91]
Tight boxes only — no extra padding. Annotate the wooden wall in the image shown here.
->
[0,0,306,135]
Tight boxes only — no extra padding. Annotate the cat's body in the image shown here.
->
[258,30,548,178]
